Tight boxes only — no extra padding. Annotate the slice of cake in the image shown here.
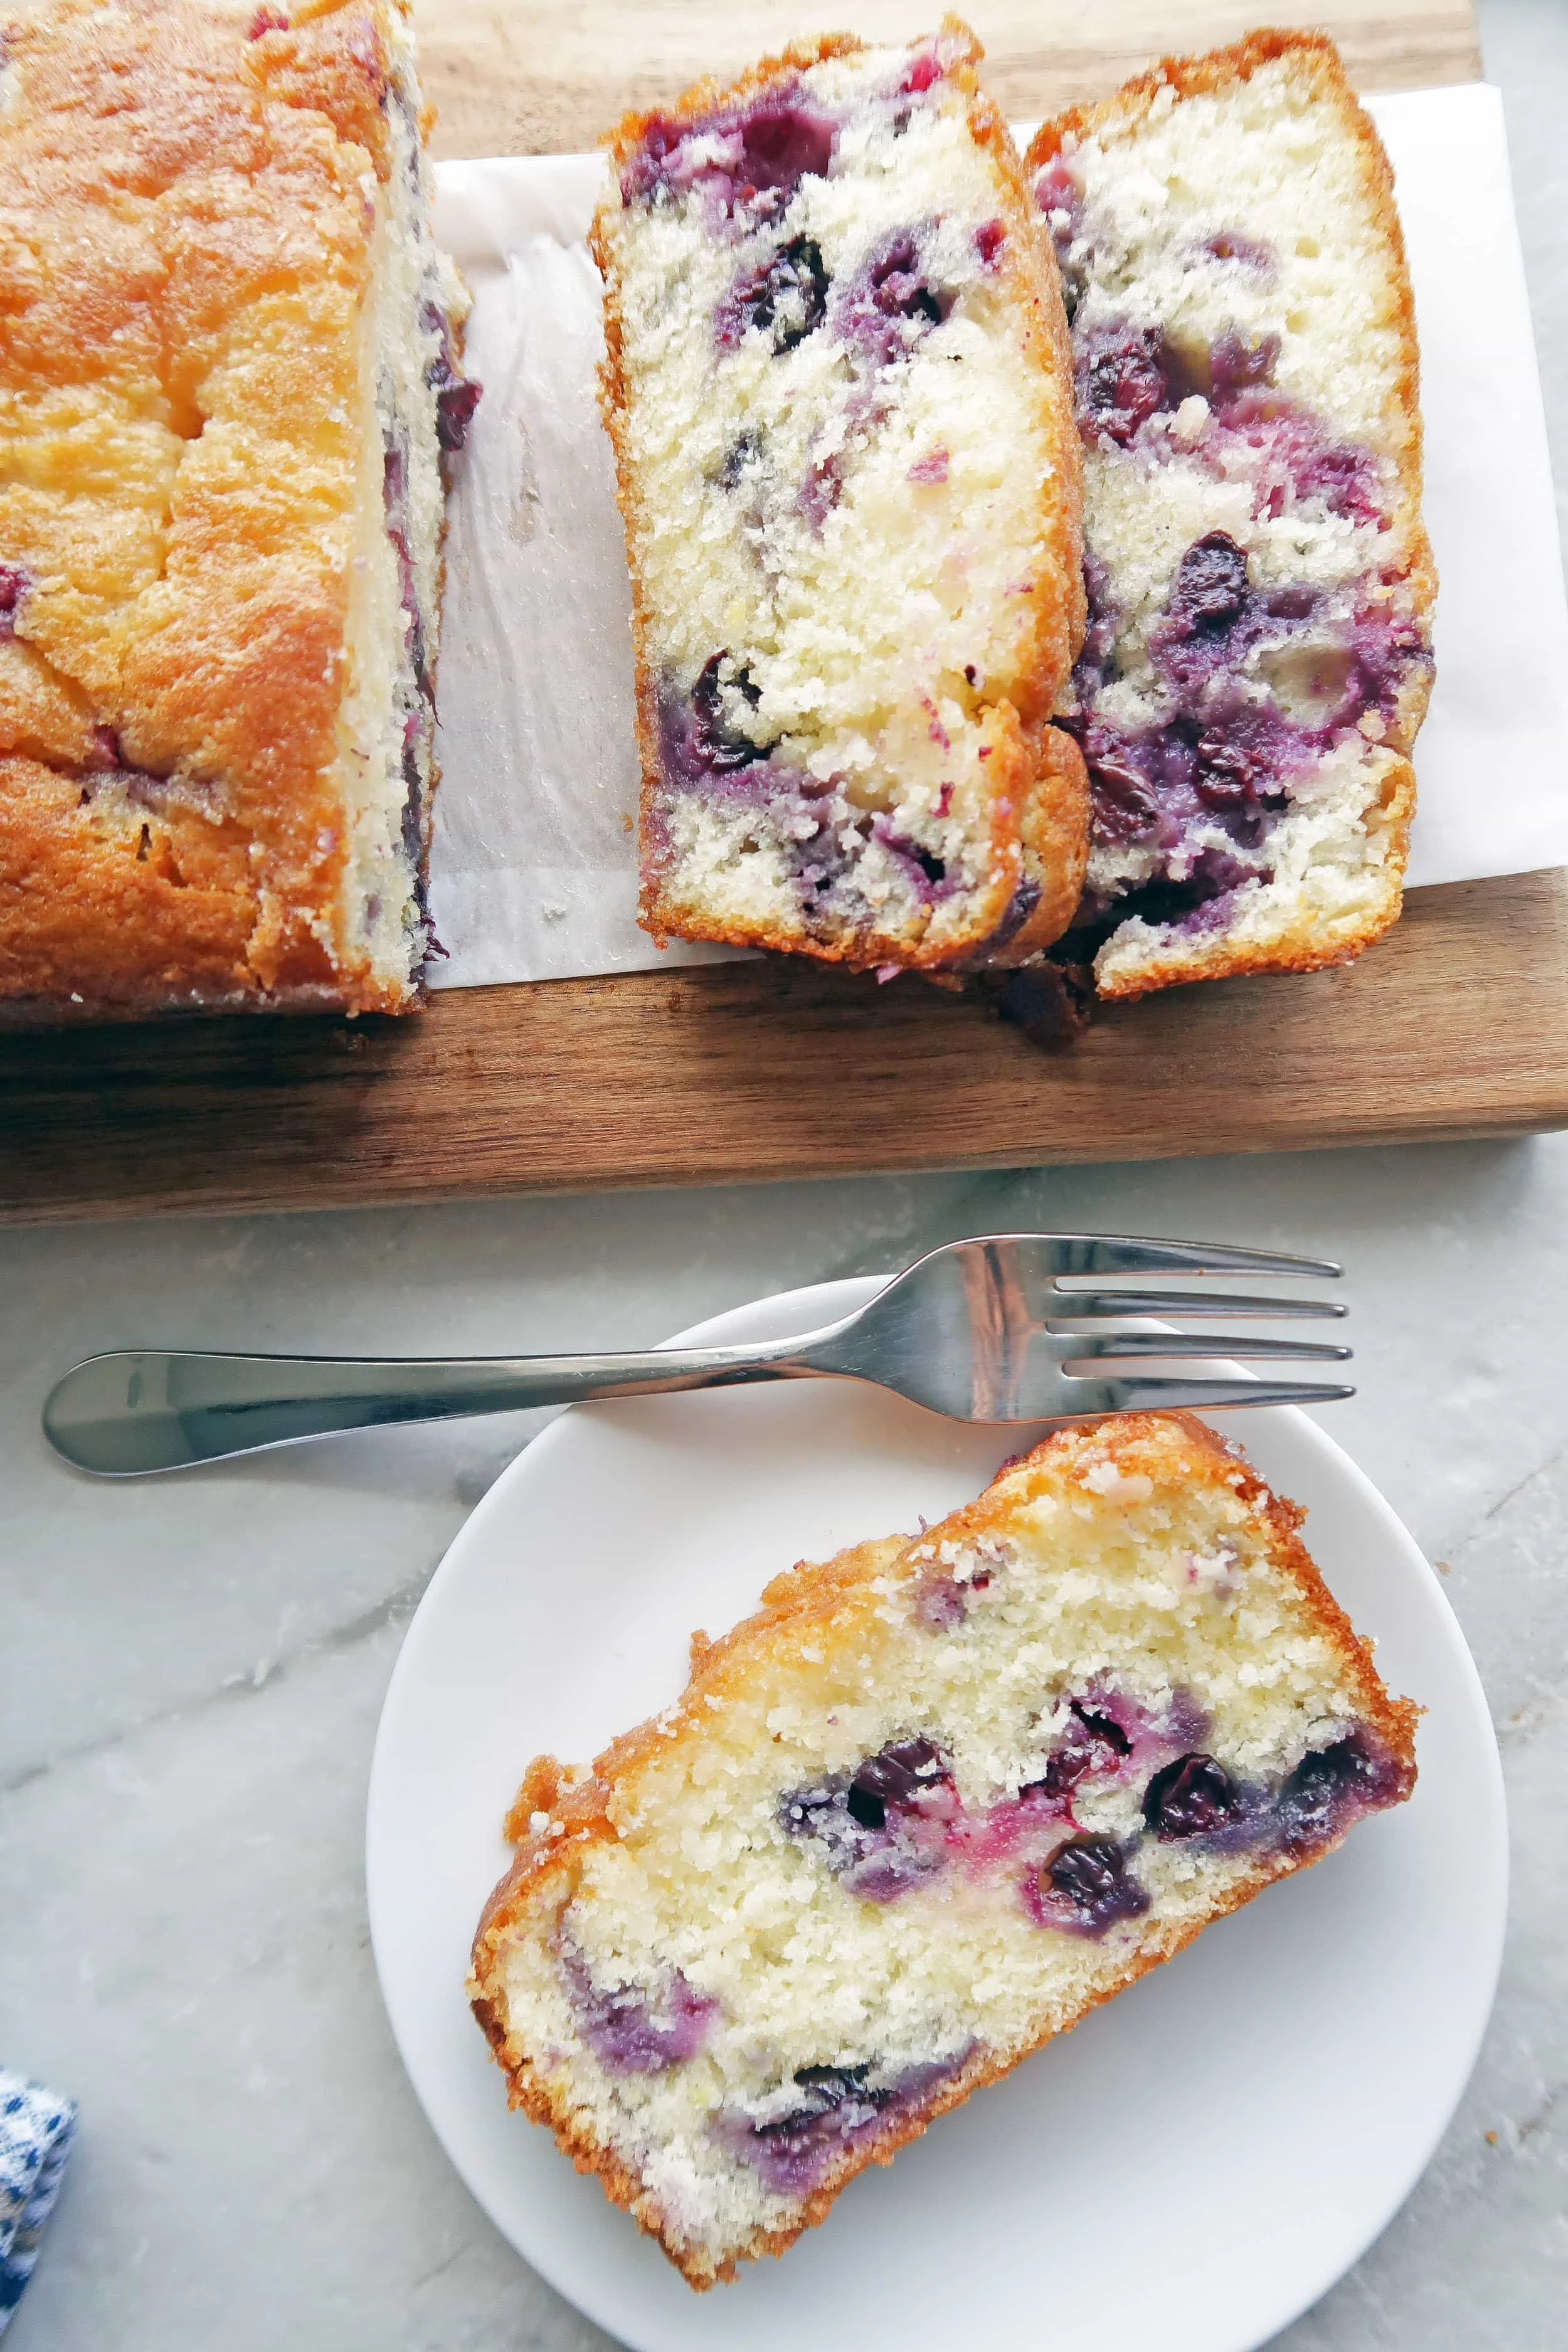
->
[591,19,1090,973]
[0,0,477,1024]
[1024,33,1435,999]
[469,1412,1417,2287]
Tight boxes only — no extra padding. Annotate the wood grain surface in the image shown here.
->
[8,0,1557,1229]
[4,868,1562,1226]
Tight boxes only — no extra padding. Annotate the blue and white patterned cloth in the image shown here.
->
[0,2072,75,2335]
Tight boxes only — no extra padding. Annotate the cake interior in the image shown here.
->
[334,3,475,998]
[1032,50,1431,991]
[481,1422,1413,2282]
[603,30,1076,966]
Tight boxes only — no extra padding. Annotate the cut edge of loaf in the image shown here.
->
[591,18,1089,974]
[1026,29,1434,1000]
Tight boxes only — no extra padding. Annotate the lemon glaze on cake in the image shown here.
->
[0,0,475,1022]
[592,19,1090,973]
[470,1413,1417,2287]
[1025,34,1434,1000]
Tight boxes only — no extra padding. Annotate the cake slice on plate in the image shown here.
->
[591,18,1089,973]
[469,1412,1417,2287]
[1025,33,1434,999]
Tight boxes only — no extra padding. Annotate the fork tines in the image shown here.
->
[1044,1234,1342,1282]
[1046,1289,1346,1323]
[1032,1232,1352,1413]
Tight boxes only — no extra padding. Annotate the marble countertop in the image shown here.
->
[4,3,1565,2344]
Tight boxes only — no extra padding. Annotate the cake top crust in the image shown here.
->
[0,0,408,1014]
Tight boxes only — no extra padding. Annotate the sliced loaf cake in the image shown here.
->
[0,0,477,1022]
[1026,33,1434,998]
[470,1412,1417,2286]
[591,19,1089,973]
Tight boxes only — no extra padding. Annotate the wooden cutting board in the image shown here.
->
[6,0,1559,1228]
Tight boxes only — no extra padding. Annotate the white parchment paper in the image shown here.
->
[426,83,1568,989]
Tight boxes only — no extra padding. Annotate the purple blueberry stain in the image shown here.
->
[1140,1725,1409,1858]
[973,218,1005,269]
[1214,391,1383,526]
[622,89,837,220]
[1068,317,1375,539]
[784,784,862,904]
[898,47,945,97]
[913,1569,972,1630]
[871,818,955,904]
[716,235,829,354]
[1032,154,1084,305]
[959,876,1042,962]
[798,383,891,529]
[1027,1700,1132,1802]
[692,654,766,770]
[731,102,837,203]
[847,1738,952,1823]
[382,441,430,701]
[713,2052,967,2197]
[716,428,764,488]
[420,298,481,452]
[0,561,29,637]
[1271,1729,1411,1856]
[650,707,886,930]
[1164,530,1251,633]
[769,1697,1404,1950]
[1077,551,1120,681]
[1143,1752,1246,1840]
[1027,1836,1150,1937]
[659,654,770,788]
[1199,228,1276,276]
[557,1937,718,2077]
[837,226,953,368]
[780,1736,956,1903]
[1075,322,1171,445]
[1062,495,1428,936]
[1207,329,1279,400]
[435,379,481,452]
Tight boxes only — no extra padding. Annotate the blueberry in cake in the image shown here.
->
[0,0,476,1023]
[470,1412,1417,2286]
[591,19,1090,974]
[1025,33,1435,999]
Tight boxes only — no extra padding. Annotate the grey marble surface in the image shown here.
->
[4,4,1566,2346]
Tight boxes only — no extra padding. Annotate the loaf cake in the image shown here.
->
[591,19,1090,974]
[0,0,476,1024]
[470,1412,1417,2286]
[1025,33,1435,998]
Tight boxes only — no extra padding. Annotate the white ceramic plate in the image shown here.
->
[367,1277,1507,2352]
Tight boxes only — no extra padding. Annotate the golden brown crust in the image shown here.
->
[0,0,433,1024]
[592,19,1087,973]
[977,719,1091,965]
[468,1414,1417,2287]
[1027,31,1435,998]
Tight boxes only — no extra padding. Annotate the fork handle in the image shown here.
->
[41,1338,834,1477]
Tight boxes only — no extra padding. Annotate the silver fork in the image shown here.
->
[43,1232,1353,1468]
[41,1232,1352,1478]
